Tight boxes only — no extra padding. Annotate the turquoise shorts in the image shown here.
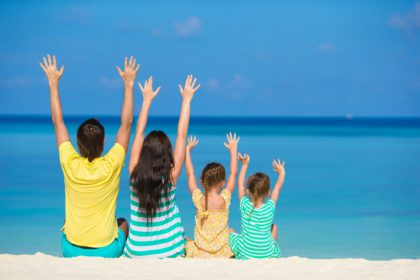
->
[62,228,126,258]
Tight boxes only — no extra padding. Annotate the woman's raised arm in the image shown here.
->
[128,77,161,175]
[171,75,201,185]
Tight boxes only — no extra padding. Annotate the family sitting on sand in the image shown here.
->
[39,55,286,259]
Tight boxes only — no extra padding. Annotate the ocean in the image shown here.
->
[0,116,419,260]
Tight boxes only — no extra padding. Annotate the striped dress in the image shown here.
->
[123,184,186,258]
[229,196,281,259]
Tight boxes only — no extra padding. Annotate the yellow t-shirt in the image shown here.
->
[59,141,125,247]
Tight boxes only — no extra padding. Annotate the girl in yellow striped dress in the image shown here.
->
[185,133,240,258]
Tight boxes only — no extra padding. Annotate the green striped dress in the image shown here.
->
[229,196,281,259]
[123,185,186,258]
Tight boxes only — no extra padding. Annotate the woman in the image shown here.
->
[123,75,201,258]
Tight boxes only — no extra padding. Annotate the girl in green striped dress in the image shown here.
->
[229,153,286,259]
[123,75,201,258]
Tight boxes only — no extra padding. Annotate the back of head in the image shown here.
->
[77,118,105,162]
[131,130,174,222]
[200,162,226,211]
[247,172,270,203]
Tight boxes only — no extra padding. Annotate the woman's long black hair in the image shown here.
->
[130,130,174,222]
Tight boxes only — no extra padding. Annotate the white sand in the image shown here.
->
[0,253,419,280]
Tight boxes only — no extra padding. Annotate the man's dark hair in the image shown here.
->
[77,118,105,161]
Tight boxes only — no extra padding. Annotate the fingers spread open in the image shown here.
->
[47,54,52,66]
[116,66,123,76]
[59,66,64,75]
[124,57,128,68]
[154,86,161,96]
[53,55,57,67]
[193,84,201,91]
[138,82,144,92]
[39,62,47,72]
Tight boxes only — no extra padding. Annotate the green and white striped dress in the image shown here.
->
[123,184,186,258]
[229,196,281,259]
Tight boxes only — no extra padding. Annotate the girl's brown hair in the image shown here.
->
[199,162,226,225]
[247,172,270,217]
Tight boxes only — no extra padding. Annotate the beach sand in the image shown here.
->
[0,253,419,280]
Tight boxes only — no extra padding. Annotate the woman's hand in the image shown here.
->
[179,75,201,102]
[139,76,161,104]
[224,132,240,151]
[238,153,250,165]
[40,55,64,85]
[117,56,140,87]
[186,135,199,152]
[272,159,286,177]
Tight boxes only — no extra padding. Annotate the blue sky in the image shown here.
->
[0,0,419,117]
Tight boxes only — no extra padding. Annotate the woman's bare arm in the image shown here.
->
[128,77,161,175]
[171,75,201,185]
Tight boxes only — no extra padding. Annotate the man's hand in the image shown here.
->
[40,55,64,85]
[40,54,69,146]
[179,75,201,103]
[117,56,140,87]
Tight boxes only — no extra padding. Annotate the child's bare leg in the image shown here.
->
[228,228,236,234]
[118,218,128,239]
[271,224,278,240]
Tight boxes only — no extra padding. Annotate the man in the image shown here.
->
[40,55,139,257]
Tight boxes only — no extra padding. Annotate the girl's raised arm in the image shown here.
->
[270,159,286,203]
[185,136,199,194]
[171,75,201,185]
[128,77,161,175]
[224,132,240,193]
[237,153,250,200]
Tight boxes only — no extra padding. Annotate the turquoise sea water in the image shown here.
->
[0,116,419,260]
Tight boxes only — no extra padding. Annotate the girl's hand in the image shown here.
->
[179,75,201,102]
[238,153,250,165]
[117,56,140,87]
[273,159,286,176]
[186,135,199,152]
[224,132,240,151]
[40,55,64,84]
[139,76,161,104]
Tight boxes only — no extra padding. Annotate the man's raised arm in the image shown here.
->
[115,56,140,152]
[40,55,69,147]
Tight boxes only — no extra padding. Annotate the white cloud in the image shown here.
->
[57,5,91,25]
[228,74,248,89]
[390,3,420,37]
[207,78,220,91]
[317,43,336,52]
[174,16,202,38]
[206,74,250,100]
[0,76,38,88]
[97,77,120,90]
